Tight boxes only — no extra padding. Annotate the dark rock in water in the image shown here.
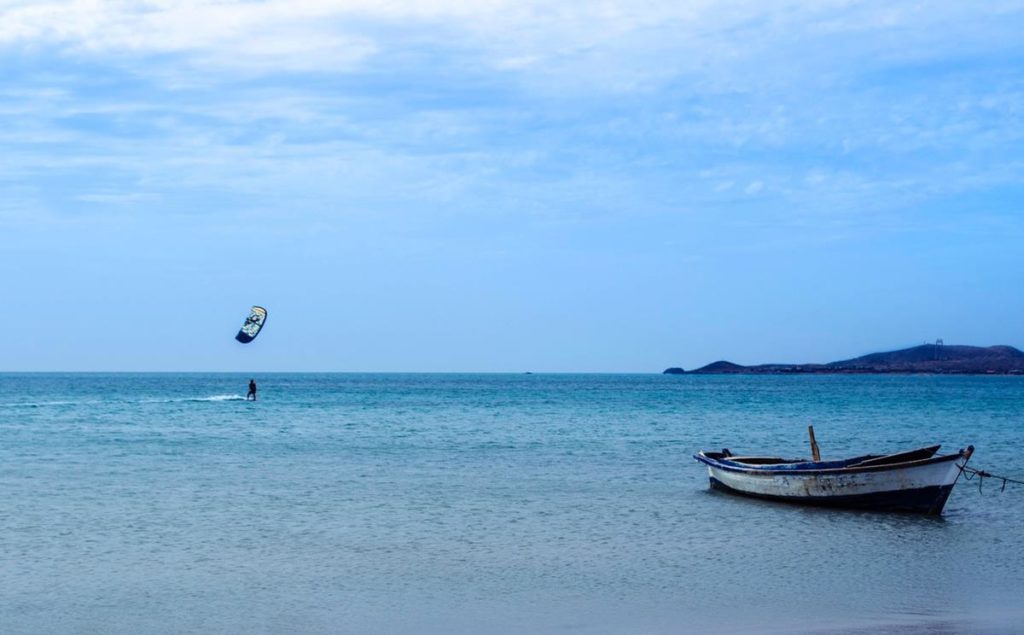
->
[683,344,1024,375]
[663,367,686,374]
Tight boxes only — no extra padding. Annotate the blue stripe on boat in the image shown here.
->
[694,450,961,476]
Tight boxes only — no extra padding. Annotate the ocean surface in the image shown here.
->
[2,373,1023,634]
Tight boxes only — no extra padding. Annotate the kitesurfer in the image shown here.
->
[247,379,257,401]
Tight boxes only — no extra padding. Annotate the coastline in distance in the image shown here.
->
[665,344,1024,375]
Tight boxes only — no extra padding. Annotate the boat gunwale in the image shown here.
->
[693,448,966,476]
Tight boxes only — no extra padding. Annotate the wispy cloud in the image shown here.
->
[1,1,1016,75]
[1,1,1022,237]
[0,0,380,70]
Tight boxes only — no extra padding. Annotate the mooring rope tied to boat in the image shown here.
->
[959,465,1024,494]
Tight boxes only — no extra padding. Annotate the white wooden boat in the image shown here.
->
[693,444,974,515]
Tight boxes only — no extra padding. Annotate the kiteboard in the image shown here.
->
[235,306,268,343]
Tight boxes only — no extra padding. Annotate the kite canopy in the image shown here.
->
[235,306,268,343]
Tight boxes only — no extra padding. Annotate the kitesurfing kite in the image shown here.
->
[235,306,268,343]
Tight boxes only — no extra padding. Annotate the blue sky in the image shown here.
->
[1,1,1022,372]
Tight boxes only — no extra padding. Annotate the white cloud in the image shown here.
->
[1,0,1015,79]
[1,0,1022,237]
[0,0,382,70]
[76,191,157,204]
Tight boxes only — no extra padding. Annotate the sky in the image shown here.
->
[1,0,1022,372]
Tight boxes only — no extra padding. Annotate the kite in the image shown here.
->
[235,306,268,343]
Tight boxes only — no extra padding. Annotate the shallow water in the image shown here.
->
[2,373,1022,633]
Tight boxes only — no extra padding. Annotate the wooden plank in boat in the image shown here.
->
[847,445,941,468]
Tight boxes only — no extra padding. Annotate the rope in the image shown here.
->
[959,464,1024,495]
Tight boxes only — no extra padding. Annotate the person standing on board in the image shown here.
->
[247,379,257,401]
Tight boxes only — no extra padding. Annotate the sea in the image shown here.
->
[1,373,1022,634]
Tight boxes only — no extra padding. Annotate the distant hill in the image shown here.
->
[667,344,1024,375]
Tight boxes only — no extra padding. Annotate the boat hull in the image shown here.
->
[696,450,967,515]
[707,476,955,514]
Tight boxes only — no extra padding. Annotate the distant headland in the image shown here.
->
[664,344,1024,375]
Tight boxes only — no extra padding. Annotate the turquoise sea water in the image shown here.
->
[2,373,1023,634]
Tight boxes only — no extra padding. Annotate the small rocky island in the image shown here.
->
[665,344,1024,375]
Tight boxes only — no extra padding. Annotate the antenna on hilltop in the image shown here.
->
[935,338,944,360]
